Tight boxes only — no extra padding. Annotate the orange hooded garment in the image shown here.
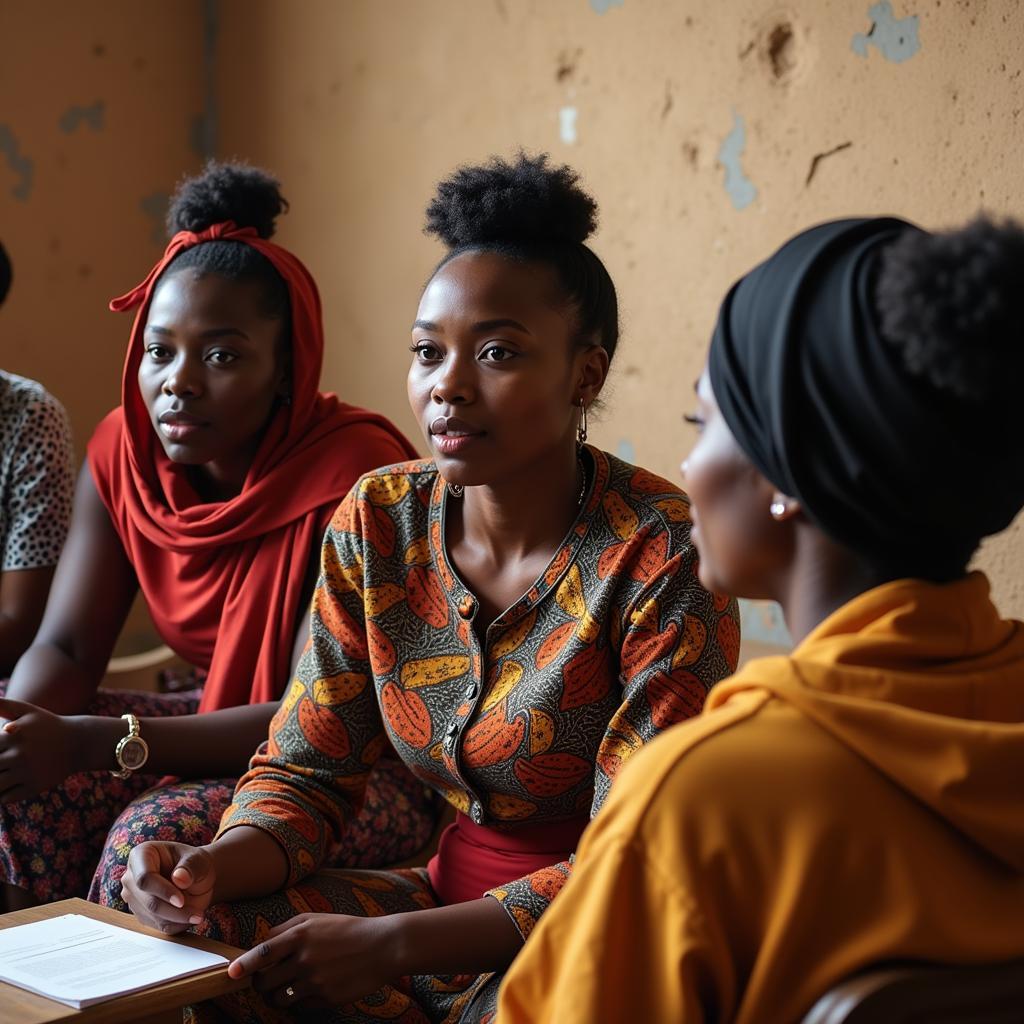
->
[498,572,1024,1023]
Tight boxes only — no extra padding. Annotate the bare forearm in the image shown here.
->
[74,703,278,778]
[0,613,35,677]
[208,825,290,902]
[6,642,102,712]
[389,897,524,976]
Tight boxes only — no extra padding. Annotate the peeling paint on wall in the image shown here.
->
[58,101,105,134]
[589,0,624,13]
[616,438,636,463]
[140,192,171,245]
[559,106,578,145]
[0,124,33,201]
[851,2,920,63]
[738,598,792,648]
[717,110,756,210]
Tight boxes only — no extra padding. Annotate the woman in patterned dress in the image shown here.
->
[0,163,436,912]
[121,154,739,1023]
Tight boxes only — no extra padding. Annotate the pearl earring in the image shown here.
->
[770,502,787,519]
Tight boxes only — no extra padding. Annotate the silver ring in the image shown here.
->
[285,986,296,999]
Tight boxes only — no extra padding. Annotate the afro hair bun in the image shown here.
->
[167,160,288,240]
[876,215,1024,401]
[425,152,598,249]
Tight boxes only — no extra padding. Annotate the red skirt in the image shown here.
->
[427,810,589,906]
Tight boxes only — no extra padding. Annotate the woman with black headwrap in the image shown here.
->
[499,215,1024,1023]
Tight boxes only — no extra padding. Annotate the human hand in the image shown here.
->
[227,912,400,1010]
[0,697,79,802]
[120,841,216,934]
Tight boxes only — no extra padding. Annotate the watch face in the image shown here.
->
[120,737,148,770]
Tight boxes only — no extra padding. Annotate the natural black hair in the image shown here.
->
[0,240,11,308]
[162,161,290,321]
[424,152,619,362]
[876,214,1024,402]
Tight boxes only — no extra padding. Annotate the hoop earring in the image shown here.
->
[576,398,588,446]
[447,482,464,498]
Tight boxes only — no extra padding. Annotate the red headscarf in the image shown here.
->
[88,222,417,712]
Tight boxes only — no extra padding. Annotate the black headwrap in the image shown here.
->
[709,216,1024,580]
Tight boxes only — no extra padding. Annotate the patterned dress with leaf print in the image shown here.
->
[198,447,739,1023]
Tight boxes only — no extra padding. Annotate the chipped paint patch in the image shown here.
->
[738,598,792,648]
[616,438,636,463]
[140,192,171,245]
[851,2,920,63]
[0,124,33,201]
[589,0,624,12]
[559,106,578,145]
[58,101,105,134]
[717,110,757,210]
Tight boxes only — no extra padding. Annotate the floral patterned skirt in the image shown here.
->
[186,869,501,1024]
[0,683,440,905]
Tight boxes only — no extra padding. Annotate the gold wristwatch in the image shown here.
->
[110,713,149,779]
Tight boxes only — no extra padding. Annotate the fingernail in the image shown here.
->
[189,915,203,925]
[170,894,184,908]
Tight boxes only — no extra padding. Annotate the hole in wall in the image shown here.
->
[766,22,795,79]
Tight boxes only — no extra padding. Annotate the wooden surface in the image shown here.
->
[0,898,248,1024]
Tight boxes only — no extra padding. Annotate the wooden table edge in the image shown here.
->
[0,897,250,1023]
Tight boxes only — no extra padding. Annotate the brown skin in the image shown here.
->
[0,269,310,911]
[682,369,888,644]
[0,566,54,676]
[120,249,611,1007]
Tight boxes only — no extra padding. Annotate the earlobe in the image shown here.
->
[769,492,801,521]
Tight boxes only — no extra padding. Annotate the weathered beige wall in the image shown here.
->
[0,0,208,652]
[215,0,1024,638]
[0,0,208,458]
[4,1,1024,651]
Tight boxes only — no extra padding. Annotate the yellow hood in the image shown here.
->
[707,572,1024,872]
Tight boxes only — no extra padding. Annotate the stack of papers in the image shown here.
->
[0,913,228,1009]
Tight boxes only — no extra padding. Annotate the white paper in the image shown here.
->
[0,913,228,1008]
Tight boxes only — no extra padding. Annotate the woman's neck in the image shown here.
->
[774,528,894,646]
[451,444,585,565]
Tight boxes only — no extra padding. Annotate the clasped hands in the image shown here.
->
[121,841,401,1010]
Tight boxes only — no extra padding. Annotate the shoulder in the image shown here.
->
[583,449,695,578]
[329,460,438,536]
[596,450,691,534]
[354,458,438,496]
[0,371,71,434]
[607,691,854,856]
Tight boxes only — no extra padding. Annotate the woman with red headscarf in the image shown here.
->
[0,163,436,911]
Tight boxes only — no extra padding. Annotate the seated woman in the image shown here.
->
[0,162,437,912]
[119,153,739,1022]
[0,238,75,675]
[498,215,1024,1023]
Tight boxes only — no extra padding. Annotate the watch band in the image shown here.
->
[110,713,149,779]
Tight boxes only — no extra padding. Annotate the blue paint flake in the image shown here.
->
[717,110,757,211]
[616,438,636,463]
[590,0,624,12]
[0,124,33,201]
[738,598,792,648]
[58,101,106,134]
[852,1,920,63]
